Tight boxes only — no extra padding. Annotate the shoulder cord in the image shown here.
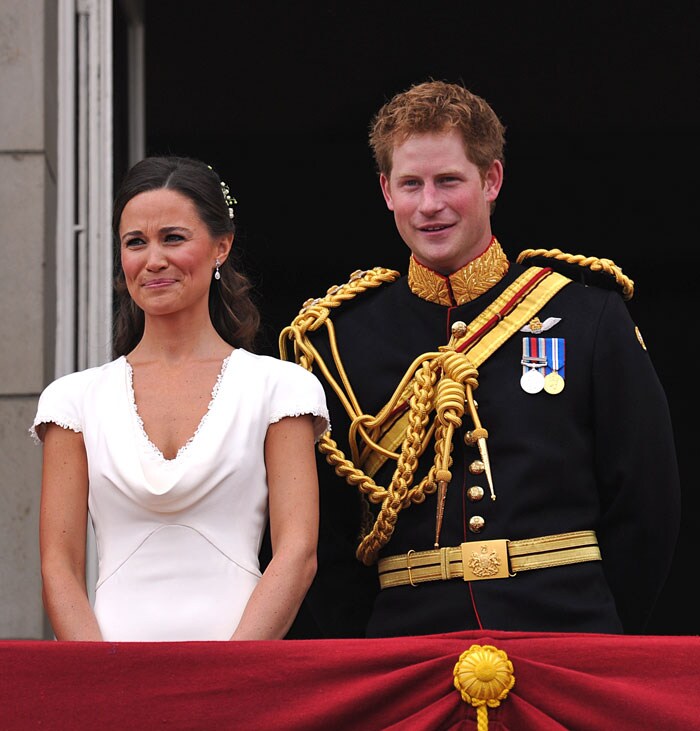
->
[280,267,460,564]
[280,265,570,565]
[516,248,634,300]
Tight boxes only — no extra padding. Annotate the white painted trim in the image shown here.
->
[56,0,114,611]
[55,0,77,378]
[87,0,113,368]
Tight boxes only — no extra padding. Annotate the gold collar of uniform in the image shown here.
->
[407,237,510,306]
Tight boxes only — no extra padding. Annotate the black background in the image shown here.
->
[121,0,698,635]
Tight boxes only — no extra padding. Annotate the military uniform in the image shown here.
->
[281,238,680,637]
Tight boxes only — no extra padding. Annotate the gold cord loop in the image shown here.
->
[516,247,634,300]
[280,264,572,564]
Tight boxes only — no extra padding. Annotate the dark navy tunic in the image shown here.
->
[291,258,680,638]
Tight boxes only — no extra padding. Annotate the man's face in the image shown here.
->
[379,129,502,275]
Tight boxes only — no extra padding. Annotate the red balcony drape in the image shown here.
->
[2,630,699,730]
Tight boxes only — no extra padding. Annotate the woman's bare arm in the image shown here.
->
[39,423,103,641]
[230,414,319,640]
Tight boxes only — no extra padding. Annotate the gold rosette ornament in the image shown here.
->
[453,644,515,730]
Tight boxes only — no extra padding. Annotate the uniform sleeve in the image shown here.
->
[592,292,681,633]
[268,360,331,442]
[28,372,85,444]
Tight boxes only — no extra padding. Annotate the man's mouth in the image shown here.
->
[420,223,452,232]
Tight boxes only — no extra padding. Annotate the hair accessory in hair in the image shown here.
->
[220,181,237,220]
[207,165,237,219]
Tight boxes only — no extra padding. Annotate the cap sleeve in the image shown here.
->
[28,371,86,444]
[268,360,330,441]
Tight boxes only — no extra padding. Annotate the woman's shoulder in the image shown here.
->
[231,349,329,437]
[30,358,124,443]
[232,348,319,382]
[43,357,124,395]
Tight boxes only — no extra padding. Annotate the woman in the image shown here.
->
[31,156,329,641]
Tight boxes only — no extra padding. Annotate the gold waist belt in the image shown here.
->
[377,530,600,589]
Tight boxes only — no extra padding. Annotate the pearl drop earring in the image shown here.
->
[214,259,221,280]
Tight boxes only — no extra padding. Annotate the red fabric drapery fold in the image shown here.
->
[2,630,699,730]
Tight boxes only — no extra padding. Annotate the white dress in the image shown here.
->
[30,349,330,641]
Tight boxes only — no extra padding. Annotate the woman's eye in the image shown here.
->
[164,233,184,243]
[124,237,145,248]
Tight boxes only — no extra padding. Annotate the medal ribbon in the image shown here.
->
[522,337,547,376]
[546,337,565,377]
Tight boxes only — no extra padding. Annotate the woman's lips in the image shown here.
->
[143,278,177,288]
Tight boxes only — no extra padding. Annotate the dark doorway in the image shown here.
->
[133,1,697,635]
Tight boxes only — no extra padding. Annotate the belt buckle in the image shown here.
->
[460,539,510,581]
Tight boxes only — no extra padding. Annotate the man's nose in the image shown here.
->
[418,183,445,214]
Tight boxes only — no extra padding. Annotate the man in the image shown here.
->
[280,79,680,638]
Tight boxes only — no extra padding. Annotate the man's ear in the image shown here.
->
[379,173,395,211]
[483,160,504,203]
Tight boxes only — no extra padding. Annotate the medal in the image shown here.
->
[543,372,565,394]
[521,368,545,393]
[521,336,566,395]
[520,337,547,393]
[544,337,566,395]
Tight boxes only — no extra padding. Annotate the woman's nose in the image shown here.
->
[145,246,168,270]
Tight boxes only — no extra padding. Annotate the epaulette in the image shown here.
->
[516,248,634,301]
[279,267,400,369]
[297,266,400,316]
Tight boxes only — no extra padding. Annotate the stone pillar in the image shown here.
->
[0,0,57,639]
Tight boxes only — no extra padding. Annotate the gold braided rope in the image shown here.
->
[279,268,487,565]
[281,258,597,564]
[516,248,634,300]
[453,644,515,730]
